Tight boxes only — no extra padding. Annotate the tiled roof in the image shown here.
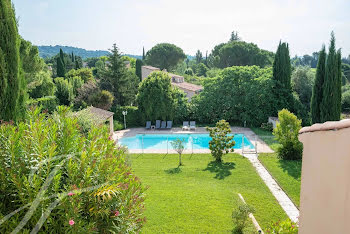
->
[142,65,160,71]
[76,106,114,123]
[172,81,203,92]
[168,73,184,79]
[299,119,350,134]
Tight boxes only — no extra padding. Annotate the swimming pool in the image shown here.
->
[119,133,254,150]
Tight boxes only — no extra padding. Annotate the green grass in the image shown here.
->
[250,127,281,151]
[130,153,287,233]
[259,153,302,207]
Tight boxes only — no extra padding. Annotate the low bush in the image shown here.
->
[27,96,58,113]
[273,109,303,160]
[261,122,273,131]
[265,219,298,233]
[114,120,124,131]
[0,107,146,233]
[232,202,255,234]
[113,106,142,127]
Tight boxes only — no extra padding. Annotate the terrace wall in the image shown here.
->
[298,120,350,234]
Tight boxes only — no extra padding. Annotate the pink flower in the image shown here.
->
[68,192,75,196]
[69,219,75,226]
[114,210,120,216]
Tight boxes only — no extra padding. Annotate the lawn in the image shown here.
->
[250,127,281,152]
[251,127,302,207]
[258,153,302,207]
[130,153,288,233]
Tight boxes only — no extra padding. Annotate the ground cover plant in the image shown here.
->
[130,153,287,233]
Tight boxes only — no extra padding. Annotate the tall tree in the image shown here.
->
[311,45,326,124]
[142,47,145,60]
[229,31,241,42]
[71,52,75,62]
[320,32,341,122]
[195,50,203,64]
[59,48,65,66]
[272,41,293,113]
[100,44,138,106]
[56,56,66,77]
[75,59,80,69]
[0,0,26,121]
[136,59,143,81]
[145,43,186,70]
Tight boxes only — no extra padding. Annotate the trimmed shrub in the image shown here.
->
[114,120,124,131]
[273,109,303,160]
[342,90,350,112]
[261,122,273,131]
[206,120,235,162]
[0,107,146,233]
[54,77,74,106]
[27,96,58,113]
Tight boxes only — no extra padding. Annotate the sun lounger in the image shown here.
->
[190,121,196,130]
[166,121,172,129]
[145,121,151,129]
[156,120,161,129]
[182,121,189,130]
[161,121,166,129]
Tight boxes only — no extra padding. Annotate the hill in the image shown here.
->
[38,45,110,59]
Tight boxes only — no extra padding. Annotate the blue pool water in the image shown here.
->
[119,133,254,150]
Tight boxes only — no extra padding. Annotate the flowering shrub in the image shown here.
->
[0,107,146,233]
[265,219,298,233]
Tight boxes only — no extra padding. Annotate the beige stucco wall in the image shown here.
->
[298,128,350,234]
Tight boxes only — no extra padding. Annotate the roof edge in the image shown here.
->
[299,119,350,135]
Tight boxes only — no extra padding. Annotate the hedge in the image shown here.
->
[27,96,58,113]
[113,106,143,127]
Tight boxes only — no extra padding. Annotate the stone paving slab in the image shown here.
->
[243,153,299,223]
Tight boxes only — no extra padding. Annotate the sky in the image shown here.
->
[12,0,350,57]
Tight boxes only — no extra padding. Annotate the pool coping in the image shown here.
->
[113,127,274,154]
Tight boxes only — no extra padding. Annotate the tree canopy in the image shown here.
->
[145,43,186,70]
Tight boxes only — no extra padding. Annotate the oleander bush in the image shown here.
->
[0,107,146,233]
[265,219,298,233]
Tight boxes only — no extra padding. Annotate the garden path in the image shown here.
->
[243,153,299,223]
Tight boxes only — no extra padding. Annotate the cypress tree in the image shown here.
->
[272,41,293,113]
[136,59,143,81]
[59,48,65,66]
[320,32,341,122]
[0,0,26,121]
[311,45,326,124]
[142,47,145,60]
[75,59,80,69]
[71,52,75,62]
[57,57,65,77]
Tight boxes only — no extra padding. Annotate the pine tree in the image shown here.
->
[100,44,136,105]
[272,41,293,113]
[311,45,326,124]
[0,0,26,121]
[320,32,341,122]
[136,59,143,81]
[142,47,145,60]
[57,56,65,77]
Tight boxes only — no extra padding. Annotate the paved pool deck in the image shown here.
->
[113,127,274,154]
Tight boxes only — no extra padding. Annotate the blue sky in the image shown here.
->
[13,0,350,57]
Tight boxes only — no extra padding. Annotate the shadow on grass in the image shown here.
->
[278,159,302,180]
[164,167,182,174]
[203,161,236,180]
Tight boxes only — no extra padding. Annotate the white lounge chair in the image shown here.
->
[190,121,196,130]
[182,121,189,130]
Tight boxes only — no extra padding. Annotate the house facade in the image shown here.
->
[141,65,203,100]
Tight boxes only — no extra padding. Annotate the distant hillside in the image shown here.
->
[38,45,110,59]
